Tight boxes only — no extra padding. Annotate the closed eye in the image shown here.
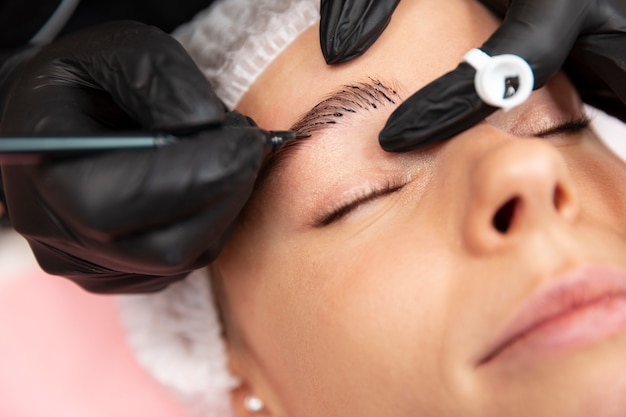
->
[313,179,407,227]
[533,114,591,138]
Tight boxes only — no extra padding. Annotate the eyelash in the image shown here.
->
[314,178,407,227]
[533,114,591,138]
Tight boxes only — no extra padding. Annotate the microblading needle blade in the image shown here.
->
[264,130,311,155]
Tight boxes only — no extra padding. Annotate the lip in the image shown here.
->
[478,265,626,365]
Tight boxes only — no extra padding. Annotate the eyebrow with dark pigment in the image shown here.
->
[257,78,401,182]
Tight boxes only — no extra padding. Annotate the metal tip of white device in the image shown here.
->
[463,48,535,111]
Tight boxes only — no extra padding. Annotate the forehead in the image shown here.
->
[236,0,501,130]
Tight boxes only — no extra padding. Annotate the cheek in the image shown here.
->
[560,135,626,233]
[238,213,467,414]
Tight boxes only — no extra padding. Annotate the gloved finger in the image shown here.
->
[565,29,626,123]
[31,178,235,278]
[27,126,266,241]
[95,190,239,275]
[380,64,496,152]
[320,0,400,64]
[480,0,589,87]
[380,0,587,151]
[26,239,185,293]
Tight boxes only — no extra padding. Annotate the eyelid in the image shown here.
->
[532,113,591,138]
[313,178,408,227]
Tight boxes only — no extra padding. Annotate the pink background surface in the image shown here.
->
[0,266,188,417]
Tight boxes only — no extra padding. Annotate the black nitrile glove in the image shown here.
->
[320,0,401,64]
[0,21,269,293]
[379,0,626,151]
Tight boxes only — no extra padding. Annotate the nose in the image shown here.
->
[462,137,579,254]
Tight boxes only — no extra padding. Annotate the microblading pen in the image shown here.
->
[0,130,309,164]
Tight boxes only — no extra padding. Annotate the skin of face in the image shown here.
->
[212,0,626,416]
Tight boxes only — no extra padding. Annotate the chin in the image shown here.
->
[569,339,626,417]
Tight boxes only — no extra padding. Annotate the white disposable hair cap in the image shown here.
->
[173,0,320,109]
[117,270,237,417]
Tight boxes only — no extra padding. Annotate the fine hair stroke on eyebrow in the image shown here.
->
[290,78,401,136]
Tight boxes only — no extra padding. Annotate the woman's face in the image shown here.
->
[215,0,626,416]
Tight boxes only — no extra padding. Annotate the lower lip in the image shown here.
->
[489,294,626,363]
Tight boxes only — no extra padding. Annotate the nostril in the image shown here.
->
[493,197,519,234]
[553,184,565,211]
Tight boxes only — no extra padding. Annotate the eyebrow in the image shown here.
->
[290,78,400,135]
[257,78,401,183]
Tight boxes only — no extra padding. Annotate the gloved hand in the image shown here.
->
[321,0,626,152]
[0,21,270,293]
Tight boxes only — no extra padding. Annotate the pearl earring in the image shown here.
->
[244,395,265,413]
